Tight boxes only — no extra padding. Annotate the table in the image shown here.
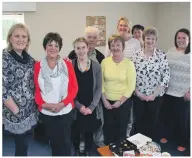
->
[97,146,141,156]
[97,146,114,156]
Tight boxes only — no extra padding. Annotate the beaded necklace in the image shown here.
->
[77,59,91,72]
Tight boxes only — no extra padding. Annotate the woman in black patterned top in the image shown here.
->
[3,23,38,156]
[132,26,170,139]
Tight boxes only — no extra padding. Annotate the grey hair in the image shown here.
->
[84,26,99,36]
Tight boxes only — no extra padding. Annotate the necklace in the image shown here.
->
[77,59,91,72]
[112,56,123,65]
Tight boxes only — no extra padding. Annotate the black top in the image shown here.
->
[73,59,101,132]
[68,49,105,64]
[75,59,93,107]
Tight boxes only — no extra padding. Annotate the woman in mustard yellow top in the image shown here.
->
[101,34,136,145]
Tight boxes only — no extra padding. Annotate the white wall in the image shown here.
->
[3,2,190,60]
[156,2,190,52]
[4,2,156,60]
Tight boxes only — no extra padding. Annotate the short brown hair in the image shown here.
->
[6,23,31,51]
[142,26,158,41]
[73,37,89,48]
[108,34,125,51]
[43,32,63,51]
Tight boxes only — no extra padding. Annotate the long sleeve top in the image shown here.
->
[3,49,37,134]
[34,59,78,112]
[166,47,190,97]
[132,48,170,96]
[101,56,136,101]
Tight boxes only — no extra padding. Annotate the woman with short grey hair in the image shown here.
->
[132,26,170,140]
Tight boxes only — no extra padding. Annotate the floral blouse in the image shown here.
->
[132,48,170,97]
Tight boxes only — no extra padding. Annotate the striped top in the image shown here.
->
[105,37,141,60]
[166,47,190,97]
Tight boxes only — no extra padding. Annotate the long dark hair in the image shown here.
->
[174,28,190,54]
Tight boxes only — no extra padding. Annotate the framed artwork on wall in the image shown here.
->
[86,16,106,47]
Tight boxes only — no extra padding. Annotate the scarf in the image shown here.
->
[9,49,30,64]
[40,56,69,100]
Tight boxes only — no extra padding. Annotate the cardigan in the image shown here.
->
[72,59,103,120]
[34,59,78,111]
[68,49,105,64]
[101,56,136,100]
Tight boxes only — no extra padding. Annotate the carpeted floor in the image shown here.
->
[3,134,190,156]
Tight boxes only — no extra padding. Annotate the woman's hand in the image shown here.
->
[43,103,55,112]
[4,97,20,114]
[135,89,147,101]
[85,108,92,115]
[53,102,64,113]
[63,56,71,62]
[80,106,87,115]
[184,91,190,101]
[111,101,121,109]
[103,100,112,110]
[12,106,19,115]
[42,103,63,113]
[145,94,156,101]
[102,93,112,110]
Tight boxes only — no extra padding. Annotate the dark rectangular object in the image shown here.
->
[109,137,138,156]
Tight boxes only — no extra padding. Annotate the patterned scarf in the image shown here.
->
[40,56,69,99]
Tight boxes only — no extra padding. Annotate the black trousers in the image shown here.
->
[160,94,190,147]
[39,111,73,156]
[133,96,163,140]
[72,130,93,151]
[103,98,132,145]
[14,133,29,156]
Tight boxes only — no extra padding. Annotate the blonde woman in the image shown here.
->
[105,17,141,60]
[3,23,38,156]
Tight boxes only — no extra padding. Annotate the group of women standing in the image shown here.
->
[2,16,190,156]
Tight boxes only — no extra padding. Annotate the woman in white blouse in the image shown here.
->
[34,32,78,156]
[132,26,170,140]
[160,28,190,152]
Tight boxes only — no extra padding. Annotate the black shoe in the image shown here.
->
[83,151,90,156]
[74,149,81,156]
